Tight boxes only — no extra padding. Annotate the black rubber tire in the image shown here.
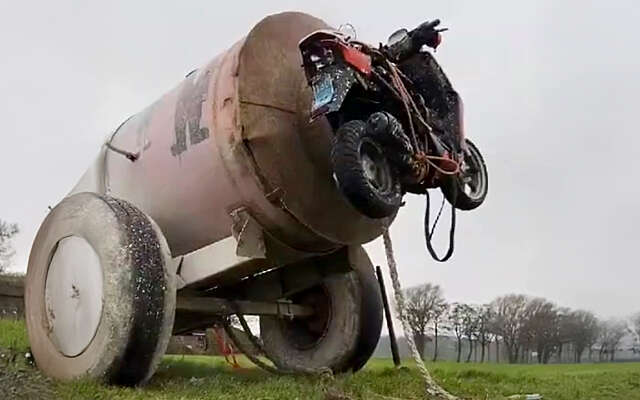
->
[345,246,383,372]
[259,246,382,373]
[25,193,176,386]
[260,271,361,373]
[441,138,488,211]
[331,120,402,219]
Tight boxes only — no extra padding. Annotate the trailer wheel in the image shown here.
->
[347,246,383,372]
[25,193,176,386]
[331,120,403,219]
[259,246,382,373]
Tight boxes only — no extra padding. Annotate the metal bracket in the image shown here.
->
[276,300,295,320]
[230,207,267,259]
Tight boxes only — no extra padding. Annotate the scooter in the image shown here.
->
[299,19,488,219]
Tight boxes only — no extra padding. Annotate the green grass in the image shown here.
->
[3,319,640,399]
[0,319,55,399]
[0,318,29,349]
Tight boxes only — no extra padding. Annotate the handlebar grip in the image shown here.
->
[414,19,440,35]
[410,19,442,50]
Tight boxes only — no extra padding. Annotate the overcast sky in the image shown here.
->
[1,1,639,319]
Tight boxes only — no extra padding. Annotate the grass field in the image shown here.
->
[3,318,640,399]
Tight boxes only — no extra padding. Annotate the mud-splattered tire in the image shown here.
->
[259,246,382,373]
[25,193,176,386]
[331,120,403,219]
[441,138,488,211]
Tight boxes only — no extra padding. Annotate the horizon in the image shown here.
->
[2,0,639,320]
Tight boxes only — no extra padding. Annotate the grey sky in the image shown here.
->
[1,1,638,319]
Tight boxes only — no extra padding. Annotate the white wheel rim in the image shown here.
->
[45,236,103,357]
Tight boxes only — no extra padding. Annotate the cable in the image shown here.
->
[221,306,330,377]
[429,194,446,241]
[221,317,285,375]
[424,191,456,262]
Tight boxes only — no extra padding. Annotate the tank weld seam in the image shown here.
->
[229,206,336,257]
[239,100,296,114]
[241,138,273,194]
[240,138,338,253]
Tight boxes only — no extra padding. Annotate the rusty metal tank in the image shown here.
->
[72,12,389,263]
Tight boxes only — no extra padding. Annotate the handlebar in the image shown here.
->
[410,19,446,51]
[386,19,447,62]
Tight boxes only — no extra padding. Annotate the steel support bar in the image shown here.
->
[176,296,314,318]
[376,265,401,367]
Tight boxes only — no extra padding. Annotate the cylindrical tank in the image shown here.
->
[72,12,389,258]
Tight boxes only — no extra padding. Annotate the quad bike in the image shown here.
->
[300,20,488,219]
[24,13,486,387]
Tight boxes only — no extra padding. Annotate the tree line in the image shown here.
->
[403,283,639,364]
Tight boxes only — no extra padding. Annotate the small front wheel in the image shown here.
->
[441,138,488,210]
[331,120,403,219]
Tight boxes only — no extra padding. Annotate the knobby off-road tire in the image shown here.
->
[25,192,176,386]
[331,120,403,219]
[259,246,383,373]
[441,138,488,211]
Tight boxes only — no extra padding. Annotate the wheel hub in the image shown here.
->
[45,236,103,357]
[459,147,485,200]
[359,139,393,194]
[281,285,331,350]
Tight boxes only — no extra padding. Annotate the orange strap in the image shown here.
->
[213,326,241,369]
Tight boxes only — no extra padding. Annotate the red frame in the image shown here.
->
[338,43,372,76]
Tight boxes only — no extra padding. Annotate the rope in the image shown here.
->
[385,59,462,186]
[220,227,459,399]
[387,60,421,153]
[382,228,460,400]
[219,232,460,399]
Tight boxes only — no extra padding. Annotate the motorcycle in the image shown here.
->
[299,20,488,219]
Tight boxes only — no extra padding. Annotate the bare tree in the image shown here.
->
[563,310,599,363]
[448,303,469,363]
[462,305,479,363]
[444,303,478,363]
[431,299,448,362]
[555,307,573,362]
[475,305,493,363]
[403,283,445,359]
[489,294,529,363]
[598,319,627,362]
[0,220,19,273]
[522,297,559,364]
